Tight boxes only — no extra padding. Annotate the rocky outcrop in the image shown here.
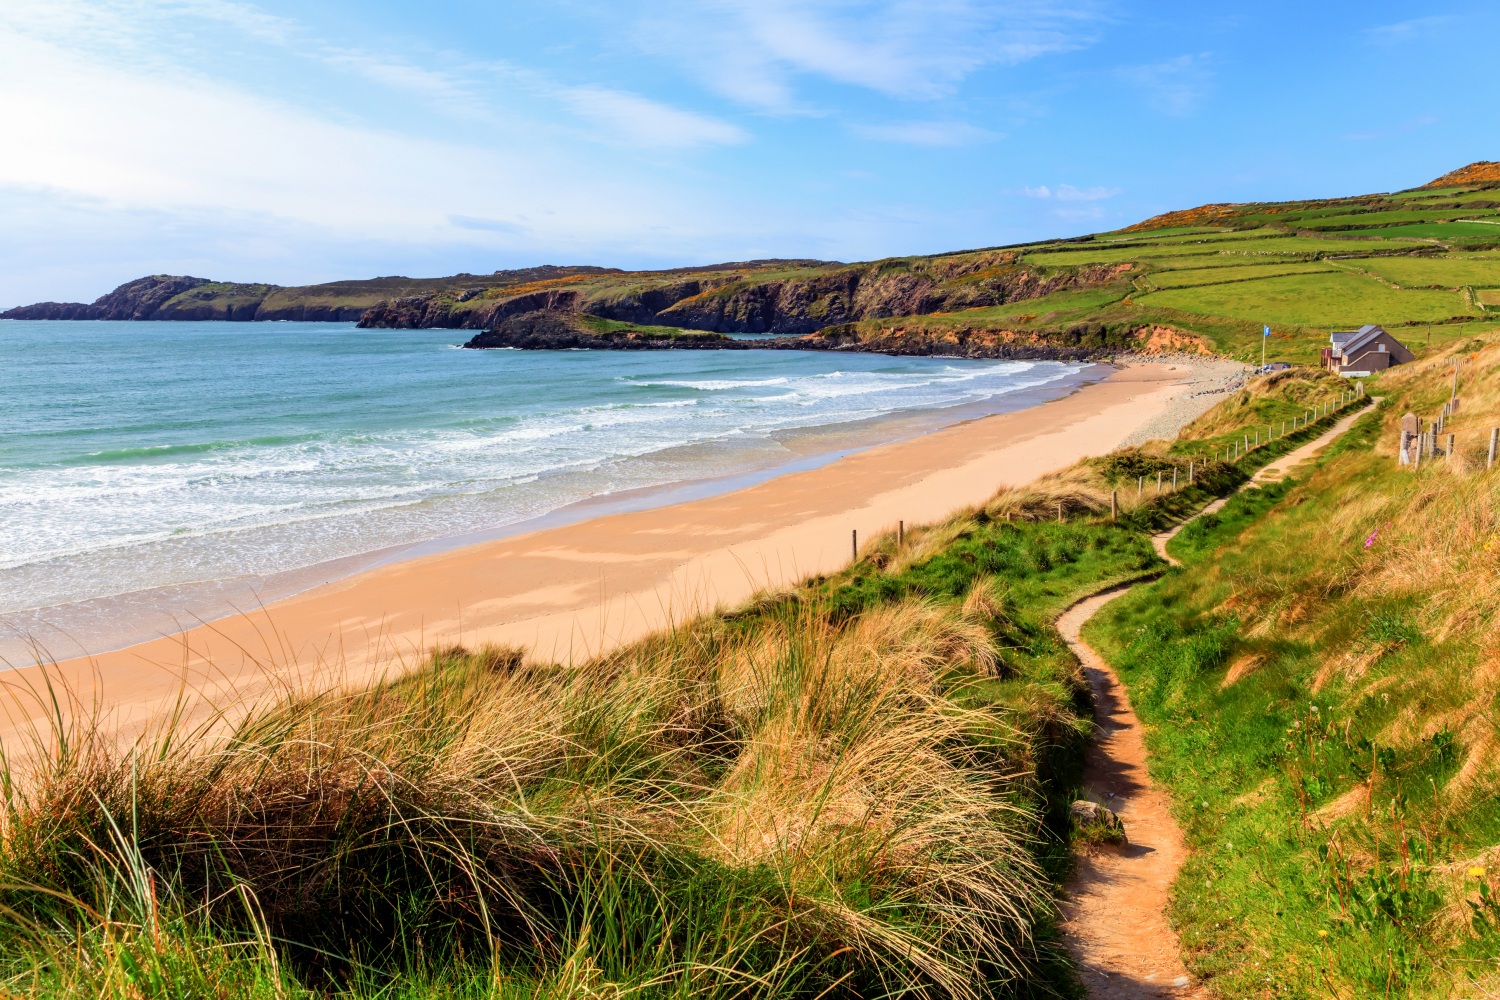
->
[362,289,589,330]
[462,311,747,350]
[804,319,1143,361]
[462,311,1156,362]
[3,275,213,321]
[1,300,105,320]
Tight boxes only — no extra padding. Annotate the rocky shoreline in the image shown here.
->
[461,310,1139,362]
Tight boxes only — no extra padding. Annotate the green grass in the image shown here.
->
[1137,271,1480,327]
[1139,261,1336,290]
[1079,346,1500,997]
[1328,221,1500,241]
[1340,256,1500,289]
[878,287,1131,330]
[0,492,1185,998]
[1300,208,1500,230]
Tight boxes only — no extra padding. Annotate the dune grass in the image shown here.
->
[0,365,1385,998]
[1082,340,1500,996]
[0,509,1169,998]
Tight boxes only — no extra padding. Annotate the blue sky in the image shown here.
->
[1,1,1497,305]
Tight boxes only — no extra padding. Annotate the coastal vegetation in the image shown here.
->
[0,366,1403,998]
[1081,340,1500,997]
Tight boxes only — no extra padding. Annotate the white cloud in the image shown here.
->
[321,48,487,110]
[1118,54,1213,116]
[631,0,1103,110]
[0,25,713,246]
[1024,184,1121,201]
[852,120,998,146]
[557,86,750,148]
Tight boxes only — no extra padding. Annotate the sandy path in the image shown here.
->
[1,362,1244,746]
[1054,398,1371,998]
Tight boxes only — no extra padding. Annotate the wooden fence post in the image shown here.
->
[1489,428,1499,469]
[1189,460,1194,483]
[1138,476,1143,497]
[1057,502,1063,523]
[898,520,904,546]
[1173,467,1178,489]
[1446,434,1455,466]
[852,529,858,561]
[1111,491,1118,522]
[1156,471,1162,493]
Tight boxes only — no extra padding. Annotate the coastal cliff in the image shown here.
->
[462,309,1150,361]
[369,255,1127,335]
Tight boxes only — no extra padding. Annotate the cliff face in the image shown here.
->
[357,255,1126,335]
[3,275,213,320]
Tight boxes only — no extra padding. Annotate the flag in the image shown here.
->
[1263,325,1271,337]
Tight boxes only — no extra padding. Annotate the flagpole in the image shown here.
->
[1262,325,1268,370]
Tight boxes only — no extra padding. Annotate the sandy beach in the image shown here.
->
[0,359,1241,742]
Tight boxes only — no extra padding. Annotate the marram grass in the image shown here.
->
[0,364,1373,999]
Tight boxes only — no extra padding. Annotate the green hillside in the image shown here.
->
[9,164,1500,364]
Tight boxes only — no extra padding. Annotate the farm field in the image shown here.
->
[1328,221,1500,239]
[1025,235,1428,270]
[1136,271,1479,328]
[1300,207,1500,229]
[1139,261,1335,290]
[1338,255,1500,289]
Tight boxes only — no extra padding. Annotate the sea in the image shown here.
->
[0,321,1098,661]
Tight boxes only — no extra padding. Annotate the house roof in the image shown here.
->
[1331,324,1389,357]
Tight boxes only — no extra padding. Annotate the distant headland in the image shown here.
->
[6,162,1499,366]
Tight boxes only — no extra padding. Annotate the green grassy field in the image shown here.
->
[1139,261,1336,290]
[1340,256,1500,289]
[1329,221,1500,240]
[1137,271,1480,327]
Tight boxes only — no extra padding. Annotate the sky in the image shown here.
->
[1,1,1497,306]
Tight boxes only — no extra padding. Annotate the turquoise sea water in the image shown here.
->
[0,321,1092,657]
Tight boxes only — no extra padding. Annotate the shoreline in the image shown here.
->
[2,359,1109,664]
[0,358,1244,743]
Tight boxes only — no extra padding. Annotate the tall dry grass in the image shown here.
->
[0,589,1063,998]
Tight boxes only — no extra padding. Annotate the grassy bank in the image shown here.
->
[1083,342,1500,996]
[0,368,1370,998]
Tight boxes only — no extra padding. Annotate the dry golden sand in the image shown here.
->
[2,362,1207,743]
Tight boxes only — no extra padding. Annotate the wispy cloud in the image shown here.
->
[321,48,492,112]
[852,120,998,146]
[631,0,1104,110]
[557,86,749,149]
[1117,54,1213,116]
[1024,183,1121,201]
[1365,16,1453,45]
[1342,115,1439,142]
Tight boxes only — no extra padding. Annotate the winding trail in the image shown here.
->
[1053,402,1373,998]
